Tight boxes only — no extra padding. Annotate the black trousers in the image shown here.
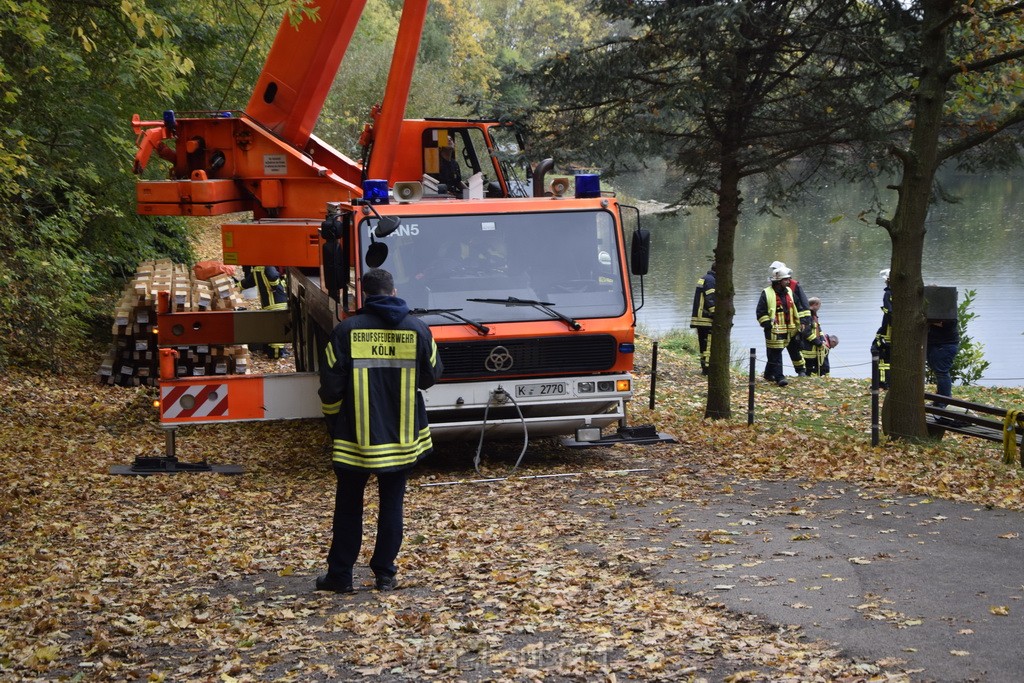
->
[786,337,806,371]
[327,466,408,581]
[696,327,711,372]
[764,347,785,381]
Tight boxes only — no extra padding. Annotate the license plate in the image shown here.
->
[515,382,567,398]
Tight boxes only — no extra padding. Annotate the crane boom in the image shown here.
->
[246,0,368,147]
[365,0,429,180]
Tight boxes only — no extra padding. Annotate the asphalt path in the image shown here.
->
[578,477,1024,683]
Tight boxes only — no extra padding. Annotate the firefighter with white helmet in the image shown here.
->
[767,260,811,376]
[756,264,809,386]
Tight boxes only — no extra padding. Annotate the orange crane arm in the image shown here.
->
[246,0,369,148]
[365,0,429,181]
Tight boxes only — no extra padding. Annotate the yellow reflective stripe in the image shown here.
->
[331,429,433,468]
[265,302,287,311]
[325,341,336,368]
[321,399,342,415]
[764,288,777,318]
[353,367,369,447]
[429,339,438,366]
[400,367,414,444]
[334,429,432,455]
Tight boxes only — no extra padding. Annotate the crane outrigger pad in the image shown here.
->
[110,456,244,476]
[561,424,676,448]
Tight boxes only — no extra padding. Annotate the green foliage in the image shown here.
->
[952,289,989,386]
[925,289,990,387]
[655,329,700,357]
[0,0,224,371]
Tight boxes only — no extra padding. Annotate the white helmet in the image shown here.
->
[769,260,786,271]
[770,266,793,282]
[879,268,890,280]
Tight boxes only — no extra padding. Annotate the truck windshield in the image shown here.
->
[360,209,627,325]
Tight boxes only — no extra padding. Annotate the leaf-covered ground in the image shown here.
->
[3,335,1022,681]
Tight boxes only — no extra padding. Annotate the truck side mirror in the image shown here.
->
[630,229,650,275]
[374,215,402,238]
[366,239,388,268]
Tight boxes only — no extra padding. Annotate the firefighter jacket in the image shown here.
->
[756,284,807,350]
[690,270,716,328]
[874,286,892,344]
[789,278,810,311]
[801,313,830,367]
[319,295,443,472]
[241,265,288,310]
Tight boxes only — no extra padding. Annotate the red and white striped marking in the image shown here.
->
[161,383,229,419]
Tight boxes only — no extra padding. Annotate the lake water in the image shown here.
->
[616,169,1024,387]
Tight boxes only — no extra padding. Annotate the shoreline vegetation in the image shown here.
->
[632,329,1024,507]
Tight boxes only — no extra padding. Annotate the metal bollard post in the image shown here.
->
[748,347,756,425]
[871,351,880,446]
[649,341,659,410]
[165,427,177,459]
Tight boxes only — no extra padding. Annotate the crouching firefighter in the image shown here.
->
[240,265,289,359]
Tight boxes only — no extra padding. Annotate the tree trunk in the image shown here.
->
[881,0,954,440]
[706,156,741,419]
[705,43,754,420]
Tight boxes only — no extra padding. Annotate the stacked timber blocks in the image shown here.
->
[97,259,249,386]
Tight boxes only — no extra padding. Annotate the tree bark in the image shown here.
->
[881,0,955,440]
[705,40,753,420]
[706,154,741,419]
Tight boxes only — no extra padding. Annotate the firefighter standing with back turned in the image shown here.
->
[872,268,893,389]
[316,268,443,594]
[690,262,716,375]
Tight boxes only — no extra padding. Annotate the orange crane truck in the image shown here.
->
[127,0,669,471]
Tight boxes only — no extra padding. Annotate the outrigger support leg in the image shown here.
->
[109,428,245,476]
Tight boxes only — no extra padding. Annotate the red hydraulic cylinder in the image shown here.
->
[159,348,180,380]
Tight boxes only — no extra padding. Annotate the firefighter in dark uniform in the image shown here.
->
[690,263,716,375]
[756,265,807,387]
[316,268,443,593]
[801,297,837,376]
[872,268,892,388]
[240,265,288,359]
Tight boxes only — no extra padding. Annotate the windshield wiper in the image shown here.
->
[466,297,581,331]
[410,308,491,336]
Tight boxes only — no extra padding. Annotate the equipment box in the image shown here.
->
[924,285,958,320]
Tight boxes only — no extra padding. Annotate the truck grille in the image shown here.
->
[437,334,618,379]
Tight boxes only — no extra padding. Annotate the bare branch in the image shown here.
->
[942,47,1024,80]
[938,103,1024,162]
